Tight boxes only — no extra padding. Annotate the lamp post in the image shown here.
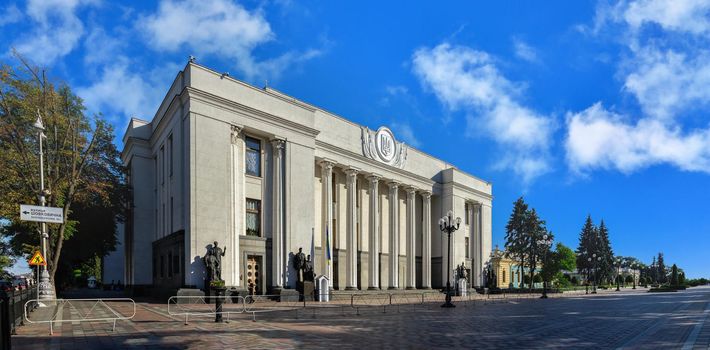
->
[588,253,601,294]
[632,263,637,289]
[615,258,623,291]
[438,210,461,308]
[537,234,553,299]
[33,112,55,300]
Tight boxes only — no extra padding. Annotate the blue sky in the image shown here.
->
[2,0,709,278]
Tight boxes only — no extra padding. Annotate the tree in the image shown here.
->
[525,208,550,291]
[625,275,633,284]
[596,221,614,284]
[505,197,530,289]
[0,58,125,288]
[576,215,597,285]
[657,253,667,284]
[670,264,679,287]
[540,242,573,289]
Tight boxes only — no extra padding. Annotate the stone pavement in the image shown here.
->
[12,286,710,349]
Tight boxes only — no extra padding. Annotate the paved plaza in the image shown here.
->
[12,286,710,349]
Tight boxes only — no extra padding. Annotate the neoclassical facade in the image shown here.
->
[121,62,493,294]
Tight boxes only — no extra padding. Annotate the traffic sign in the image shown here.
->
[20,204,64,224]
[29,251,46,266]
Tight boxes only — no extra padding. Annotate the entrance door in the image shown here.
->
[247,256,262,295]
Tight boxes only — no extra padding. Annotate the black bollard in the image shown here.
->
[214,287,226,322]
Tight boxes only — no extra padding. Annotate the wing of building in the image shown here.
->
[118,61,493,296]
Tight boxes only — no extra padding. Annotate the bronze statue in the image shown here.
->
[203,241,227,286]
[294,247,306,282]
[304,255,314,282]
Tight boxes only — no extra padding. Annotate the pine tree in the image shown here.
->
[525,209,551,291]
[657,253,667,284]
[650,256,657,283]
[671,264,679,286]
[597,221,614,284]
[505,197,530,288]
[575,215,597,285]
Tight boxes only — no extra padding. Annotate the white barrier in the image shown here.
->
[167,295,245,324]
[23,298,136,335]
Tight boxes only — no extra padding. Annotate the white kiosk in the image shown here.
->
[316,275,330,302]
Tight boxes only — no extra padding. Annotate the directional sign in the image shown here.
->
[20,204,64,224]
[29,251,46,266]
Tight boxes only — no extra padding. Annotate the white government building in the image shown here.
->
[118,61,493,295]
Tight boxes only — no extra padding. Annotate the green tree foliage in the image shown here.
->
[525,209,551,291]
[625,275,633,284]
[657,253,667,284]
[0,58,125,287]
[670,264,679,287]
[597,221,614,284]
[575,215,597,283]
[505,197,530,289]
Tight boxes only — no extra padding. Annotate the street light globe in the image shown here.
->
[455,217,461,226]
[447,210,454,218]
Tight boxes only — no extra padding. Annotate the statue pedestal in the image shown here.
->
[299,281,315,301]
[211,286,227,322]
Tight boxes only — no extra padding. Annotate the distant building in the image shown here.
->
[489,246,542,289]
[116,61,493,295]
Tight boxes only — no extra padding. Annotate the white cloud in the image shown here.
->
[77,58,180,123]
[140,0,320,81]
[512,38,538,63]
[566,103,710,174]
[565,0,710,175]
[0,4,22,26]
[412,43,555,183]
[623,47,710,120]
[390,122,421,148]
[12,0,95,65]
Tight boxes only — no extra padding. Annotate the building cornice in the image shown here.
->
[185,87,320,138]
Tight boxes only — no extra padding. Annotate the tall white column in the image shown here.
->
[271,139,285,289]
[345,168,359,290]
[473,202,483,287]
[405,187,417,289]
[230,125,244,287]
[319,160,335,288]
[421,191,432,289]
[481,203,493,287]
[367,175,380,290]
[388,181,399,289]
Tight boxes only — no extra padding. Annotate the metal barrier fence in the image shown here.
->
[23,298,136,335]
[166,288,613,323]
[1,289,37,350]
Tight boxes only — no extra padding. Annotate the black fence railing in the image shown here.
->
[1,288,37,350]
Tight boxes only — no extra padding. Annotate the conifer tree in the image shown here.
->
[671,264,679,286]
[575,215,597,285]
[525,208,551,291]
[505,197,530,288]
[657,253,667,284]
[597,221,614,284]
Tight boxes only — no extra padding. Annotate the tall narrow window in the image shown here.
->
[160,255,165,278]
[170,197,174,234]
[465,237,470,259]
[168,134,173,176]
[168,252,173,277]
[465,203,470,224]
[160,145,165,185]
[245,136,261,177]
[246,198,261,236]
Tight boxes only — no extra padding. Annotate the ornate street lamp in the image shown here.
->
[615,258,623,291]
[33,111,54,300]
[439,210,461,308]
[537,234,553,299]
[588,253,601,294]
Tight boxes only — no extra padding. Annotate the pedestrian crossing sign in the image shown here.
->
[29,251,46,266]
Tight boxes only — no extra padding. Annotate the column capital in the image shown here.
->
[344,167,360,176]
[405,186,418,197]
[387,181,399,189]
[319,159,336,171]
[230,124,244,144]
[270,138,286,149]
[366,173,382,183]
[420,190,432,199]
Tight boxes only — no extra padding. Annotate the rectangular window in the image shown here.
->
[160,255,165,278]
[245,136,261,177]
[160,145,165,185]
[246,198,261,236]
[465,237,470,259]
[173,252,180,275]
[168,134,173,176]
[170,197,174,234]
[465,203,470,224]
[168,252,173,277]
